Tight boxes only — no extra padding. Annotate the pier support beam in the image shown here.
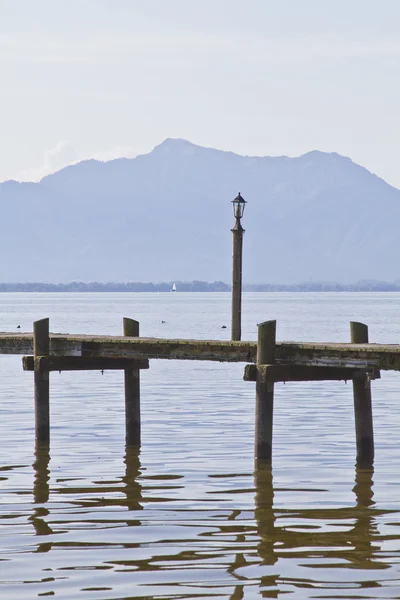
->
[255,320,276,463]
[350,322,374,467]
[123,318,141,447]
[34,318,50,444]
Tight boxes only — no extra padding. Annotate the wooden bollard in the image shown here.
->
[123,318,141,446]
[255,320,276,462]
[34,318,50,444]
[350,321,374,467]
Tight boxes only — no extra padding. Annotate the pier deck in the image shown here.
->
[4,318,399,468]
[1,331,400,370]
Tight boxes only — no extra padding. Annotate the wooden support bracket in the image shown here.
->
[23,355,149,372]
[244,363,381,383]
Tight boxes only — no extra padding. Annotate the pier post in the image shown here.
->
[123,318,141,446]
[350,322,374,467]
[255,320,276,462]
[34,318,50,444]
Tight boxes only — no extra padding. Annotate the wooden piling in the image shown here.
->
[33,318,50,444]
[123,318,141,447]
[350,321,374,467]
[255,320,276,462]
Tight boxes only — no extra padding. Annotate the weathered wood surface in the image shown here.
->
[0,333,255,361]
[351,321,374,467]
[255,321,276,462]
[33,319,50,444]
[275,342,400,371]
[23,356,149,372]
[245,364,381,383]
[123,318,141,447]
[275,342,392,369]
[2,332,400,369]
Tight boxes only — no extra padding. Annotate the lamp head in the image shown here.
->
[232,192,247,219]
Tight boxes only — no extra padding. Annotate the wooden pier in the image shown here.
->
[3,317,400,467]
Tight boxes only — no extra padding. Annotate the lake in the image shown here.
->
[1,292,400,599]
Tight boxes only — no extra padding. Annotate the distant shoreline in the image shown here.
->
[0,281,400,292]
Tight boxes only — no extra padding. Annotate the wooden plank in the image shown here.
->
[78,337,256,362]
[23,356,149,372]
[2,331,400,370]
[245,363,381,383]
[274,342,386,369]
[0,333,256,361]
[74,337,400,370]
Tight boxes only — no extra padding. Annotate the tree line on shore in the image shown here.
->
[0,280,400,292]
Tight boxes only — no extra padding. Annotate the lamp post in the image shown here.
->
[231,192,247,341]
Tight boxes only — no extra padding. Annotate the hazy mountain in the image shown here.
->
[1,138,399,283]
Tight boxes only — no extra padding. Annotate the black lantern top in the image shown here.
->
[232,192,247,220]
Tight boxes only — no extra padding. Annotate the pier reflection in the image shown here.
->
[251,463,388,596]
[32,442,50,504]
[31,443,143,514]
[253,462,279,594]
[25,445,394,597]
[122,445,143,513]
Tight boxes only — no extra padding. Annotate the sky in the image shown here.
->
[1,0,400,186]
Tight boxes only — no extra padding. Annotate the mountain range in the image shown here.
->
[1,138,399,284]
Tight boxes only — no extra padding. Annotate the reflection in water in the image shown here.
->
[21,445,397,598]
[352,467,380,570]
[251,463,390,596]
[31,443,143,512]
[123,445,143,512]
[254,462,279,596]
[32,442,50,504]
[30,443,53,552]
[254,461,276,566]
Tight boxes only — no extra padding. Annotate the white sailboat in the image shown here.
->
[171,282,177,292]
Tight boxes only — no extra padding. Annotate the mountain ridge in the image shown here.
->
[0,139,399,284]
[1,139,392,191]
[33,139,362,181]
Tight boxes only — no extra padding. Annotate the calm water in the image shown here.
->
[1,292,400,599]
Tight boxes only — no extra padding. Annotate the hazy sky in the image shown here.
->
[1,0,400,186]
